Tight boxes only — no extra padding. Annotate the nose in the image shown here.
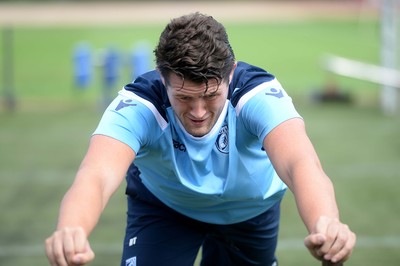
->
[189,98,207,119]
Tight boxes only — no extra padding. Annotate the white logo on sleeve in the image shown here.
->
[126,256,137,266]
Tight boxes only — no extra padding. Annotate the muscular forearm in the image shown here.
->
[289,160,339,232]
[55,135,133,234]
[264,119,339,231]
[56,174,105,236]
[264,119,355,263]
[45,135,134,265]
[294,163,356,263]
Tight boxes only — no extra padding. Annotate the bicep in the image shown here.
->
[263,118,323,189]
[75,134,135,204]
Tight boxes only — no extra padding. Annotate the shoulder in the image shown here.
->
[124,70,170,120]
[229,62,276,107]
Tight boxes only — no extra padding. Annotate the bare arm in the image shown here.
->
[263,118,355,264]
[45,135,135,266]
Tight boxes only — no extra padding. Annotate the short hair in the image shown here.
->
[154,12,235,88]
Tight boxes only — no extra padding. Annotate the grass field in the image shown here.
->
[1,17,400,265]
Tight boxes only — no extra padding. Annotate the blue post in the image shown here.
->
[73,42,92,89]
[102,46,120,107]
[130,42,151,81]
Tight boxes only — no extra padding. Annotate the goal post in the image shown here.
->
[321,0,399,115]
[380,0,399,115]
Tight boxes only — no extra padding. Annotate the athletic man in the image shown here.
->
[45,12,356,266]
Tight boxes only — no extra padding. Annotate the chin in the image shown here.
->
[189,131,205,137]
[188,128,208,137]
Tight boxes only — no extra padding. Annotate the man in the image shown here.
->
[45,12,355,266]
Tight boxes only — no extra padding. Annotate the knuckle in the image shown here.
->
[53,230,63,240]
[45,237,52,246]
[61,227,71,235]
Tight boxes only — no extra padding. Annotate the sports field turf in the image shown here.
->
[1,18,399,265]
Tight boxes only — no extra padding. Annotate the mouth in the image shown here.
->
[190,118,206,126]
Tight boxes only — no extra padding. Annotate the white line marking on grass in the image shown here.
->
[1,236,399,257]
[333,162,400,179]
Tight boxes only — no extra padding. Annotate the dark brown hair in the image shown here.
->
[154,12,235,90]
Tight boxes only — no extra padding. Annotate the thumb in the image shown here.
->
[72,243,95,265]
[304,233,326,249]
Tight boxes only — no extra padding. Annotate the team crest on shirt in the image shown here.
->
[216,125,229,154]
[265,87,284,98]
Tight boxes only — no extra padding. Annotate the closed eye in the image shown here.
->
[178,96,192,101]
[203,93,218,100]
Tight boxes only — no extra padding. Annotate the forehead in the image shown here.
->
[166,73,223,95]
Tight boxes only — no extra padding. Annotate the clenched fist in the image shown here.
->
[45,227,95,266]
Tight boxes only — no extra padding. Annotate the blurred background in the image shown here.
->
[0,0,399,265]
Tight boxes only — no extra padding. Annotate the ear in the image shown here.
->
[156,68,166,86]
[229,62,237,84]
[160,75,166,86]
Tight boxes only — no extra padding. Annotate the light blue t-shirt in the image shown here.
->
[94,62,301,224]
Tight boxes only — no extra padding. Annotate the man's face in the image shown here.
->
[164,73,230,137]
